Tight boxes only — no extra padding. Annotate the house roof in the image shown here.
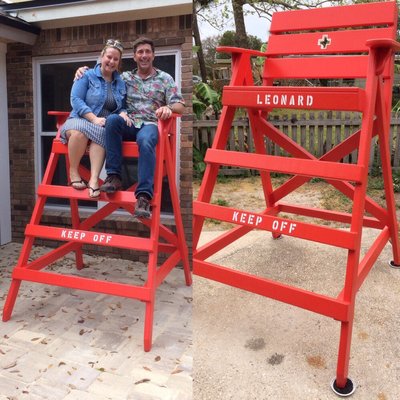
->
[0,2,40,44]
[0,0,191,43]
[1,0,192,29]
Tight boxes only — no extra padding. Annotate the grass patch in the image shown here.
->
[212,198,229,207]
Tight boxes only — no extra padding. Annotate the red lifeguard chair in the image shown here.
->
[2,111,192,352]
[193,2,400,396]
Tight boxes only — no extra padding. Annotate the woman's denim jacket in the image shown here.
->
[69,63,126,118]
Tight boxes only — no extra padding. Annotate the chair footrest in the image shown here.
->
[38,184,137,203]
[205,149,364,182]
[52,140,139,157]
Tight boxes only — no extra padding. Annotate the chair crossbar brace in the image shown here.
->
[194,260,349,320]
[12,268,152,300]
[194,201,357,249]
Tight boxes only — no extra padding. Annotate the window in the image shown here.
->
[179,14,192,30]
[34,47,181,213]
[135,19,147,35]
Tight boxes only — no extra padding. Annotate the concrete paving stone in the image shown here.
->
[5,329,48,351]
[44,337,108,364]
[177,352,193,373]
[130,366,169,387]
[62,389,111,400]
[0,343,27,369]
[58,322,105,347]
[128,379,176,400]
[24,382,70,400]
[38,358,101,390]
[0,350,54,384]
[88,327,130,352]
[126,392,164,400]
[97,351,148,376]
[0,374,29,397]
[86,371,134,399]
[166,373,193,395]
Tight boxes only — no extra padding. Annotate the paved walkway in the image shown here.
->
[0,243,192,400]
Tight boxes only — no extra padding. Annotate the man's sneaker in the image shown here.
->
[134,195,151,219]
[100,174,122,193]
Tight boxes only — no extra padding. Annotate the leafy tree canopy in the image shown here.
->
[217,30,263,59]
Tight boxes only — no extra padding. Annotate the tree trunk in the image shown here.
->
[193,11,208,82]
[232,0,248,48]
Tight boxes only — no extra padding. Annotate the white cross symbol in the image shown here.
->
[317,34,332,49]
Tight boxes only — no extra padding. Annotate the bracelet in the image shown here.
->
[166,104,173,111]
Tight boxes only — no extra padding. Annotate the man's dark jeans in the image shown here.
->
[105,114,158,199]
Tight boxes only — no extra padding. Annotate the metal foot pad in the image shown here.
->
[389,260,400,269]
[330,378,356,397]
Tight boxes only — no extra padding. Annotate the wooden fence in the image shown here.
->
[193,112,400,175]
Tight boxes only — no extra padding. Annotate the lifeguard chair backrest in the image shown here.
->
[264,1,398,85]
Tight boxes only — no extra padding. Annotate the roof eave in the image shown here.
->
[0,14,40,44]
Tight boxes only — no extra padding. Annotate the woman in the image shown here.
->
[61,39,126,198]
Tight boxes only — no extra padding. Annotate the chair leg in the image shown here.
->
[164,140,192,286]
[143,296,155,352]
[2,279,22,321]
[377,123,400,265]
[332,319,356,396]
[2,235,36,321]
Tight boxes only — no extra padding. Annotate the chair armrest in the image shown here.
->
[366,39,400,75]
[157,114,180,138]
[48,111,70,133]
[217,46,268,58]
[366,38,400,52]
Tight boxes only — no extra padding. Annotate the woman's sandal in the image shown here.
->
[70,179,87,190]
[88,186,101,198]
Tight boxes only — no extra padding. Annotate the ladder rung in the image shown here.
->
[193,201,357,249]
[38,184,137,203]
[25,224,153,252]
[205,149,364,182]
[52,140,139,157]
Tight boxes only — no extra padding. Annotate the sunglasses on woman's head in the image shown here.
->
[105,39,124,52]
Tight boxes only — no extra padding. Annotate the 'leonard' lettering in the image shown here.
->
[257,93,313,107]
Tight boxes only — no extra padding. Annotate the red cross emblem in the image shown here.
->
[317,34,332,49]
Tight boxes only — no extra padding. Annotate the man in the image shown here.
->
[77,37,185,218]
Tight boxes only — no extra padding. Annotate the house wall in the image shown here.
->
[7,15,193,262]
[0,42,12,245]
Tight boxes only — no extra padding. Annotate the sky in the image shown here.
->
[197,3,271,42]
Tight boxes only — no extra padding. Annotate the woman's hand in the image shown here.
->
[92,116,106,126]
